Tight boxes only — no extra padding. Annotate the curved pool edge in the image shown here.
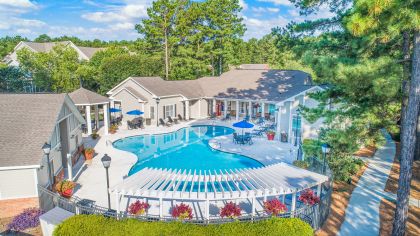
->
[112,124,266,175]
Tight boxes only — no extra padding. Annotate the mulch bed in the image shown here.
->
[354,145,377,158]
[0,217,42,236]
[380,141,420,235]
[315,164,368,236]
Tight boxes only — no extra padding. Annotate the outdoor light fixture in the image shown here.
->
[155,97,161,127]
[321,143,331,174]
[101,154,112,209]
[41,142,53,189]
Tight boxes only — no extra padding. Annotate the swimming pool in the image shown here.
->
[113,125,263,176]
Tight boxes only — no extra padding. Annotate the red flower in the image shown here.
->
[128,200,150,215]
[171,203,193,220]
[263,198,287,216]
[298,189,320,206]
[220,202,241,219]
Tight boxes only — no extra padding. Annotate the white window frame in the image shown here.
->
[164,104,176,119]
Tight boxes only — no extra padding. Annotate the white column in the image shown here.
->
[291,192,297,213]
[103,103,109,135]
[115,192,120,219]
[251,197,255,216]
[94,105,99,130]
[261,102,265,118]
[248,101,252,116]
[235,100,240,120]
[86,105,92,135]
[198,99,201,119]
[288,101,293,143]
[141,103,145,117]
[205,200,210,220]
[317,184,322,197]
[159,198,163,218]
[67,153,73,180]
[185,100,190,120]
[212,99,216,115]
[223,100,228,117]
[110,100,115,109]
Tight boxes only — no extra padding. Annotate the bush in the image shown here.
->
[8,208,44,232]
[329,154,364,182]
[54,215,313,236]
[220,201,241,219]
[171,203,193,220]
[293,160,310,169]
[263,199,287,216]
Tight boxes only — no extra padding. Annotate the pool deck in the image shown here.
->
[74,119,297,213]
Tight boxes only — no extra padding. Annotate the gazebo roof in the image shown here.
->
[69,87,109,106]
[111,162,329,200]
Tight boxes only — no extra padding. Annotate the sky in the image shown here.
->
[0,0,335,41]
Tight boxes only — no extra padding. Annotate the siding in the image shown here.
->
[0,168,37,200]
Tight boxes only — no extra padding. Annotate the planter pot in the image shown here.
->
[84,151,94,160]
[60,189,73,198]
[267,133,275,141]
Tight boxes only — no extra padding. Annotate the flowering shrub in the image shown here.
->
[220,201,241,219]
[128,200,150,215]
[7,208,44,231]
[55,180,76,193]
[171,203,193,220]
[263,199,287,216]
[298,189,320,206]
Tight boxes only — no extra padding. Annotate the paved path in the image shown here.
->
[338,132,396,236]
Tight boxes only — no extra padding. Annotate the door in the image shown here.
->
[59,119,69,172]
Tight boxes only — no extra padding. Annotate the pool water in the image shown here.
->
[113,125,263,176]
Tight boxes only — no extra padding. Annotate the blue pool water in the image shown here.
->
[113,125,263,176]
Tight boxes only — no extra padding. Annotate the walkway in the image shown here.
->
[338,132,396,236]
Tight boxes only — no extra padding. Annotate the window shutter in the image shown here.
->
[163,106,166,119]
[174,105,177,117]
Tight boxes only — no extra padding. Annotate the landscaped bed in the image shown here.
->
[54,215,313,236]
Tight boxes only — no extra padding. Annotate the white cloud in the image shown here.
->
[252,7,280,13]
[0,0,36,9]
[81,11,127,23]
[239,0,248,10]
[243,15,288,39]
[0,0,45,31]
[257,0,293,6]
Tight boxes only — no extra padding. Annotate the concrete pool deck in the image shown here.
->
[73,119,297,214]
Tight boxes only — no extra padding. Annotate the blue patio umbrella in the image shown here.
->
[109,108,122,113]
[126,109,144,116]
[233,120,254,135]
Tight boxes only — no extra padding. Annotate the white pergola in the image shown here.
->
[111,162,329,219]
[69,87,110,135]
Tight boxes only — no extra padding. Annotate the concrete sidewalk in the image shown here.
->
[338,132,396,236]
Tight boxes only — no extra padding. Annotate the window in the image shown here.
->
[150,106,155,119]
[164,104,176,119]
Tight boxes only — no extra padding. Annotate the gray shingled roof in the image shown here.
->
[125,87,148,101]
[22,41,103,59]
[127,69,313,102]
[69,87,110,105]
[0,94,66,167]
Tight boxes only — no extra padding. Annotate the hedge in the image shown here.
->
[54,215,313,236]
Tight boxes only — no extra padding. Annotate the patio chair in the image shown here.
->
[178,114,184,121]
[244,135,253,145]
[209,112,216,120]
[165,118,173,126]
[159,118,167,127]
[222,114,231,121]
[127,120,135,130]
[168,116,179,124]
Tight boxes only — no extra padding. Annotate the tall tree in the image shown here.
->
[136,0,186,79]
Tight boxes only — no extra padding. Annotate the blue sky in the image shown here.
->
[0,0,334,41]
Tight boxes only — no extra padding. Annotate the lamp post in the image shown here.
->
[294,108,301,147]
[155,97,160,127]
[41,142,53,189]
[101,154,112,209]
[321,143,331,174]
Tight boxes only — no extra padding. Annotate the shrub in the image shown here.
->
[220,201,241,219]
[128,200,150,215]
[171,203,193,220]
[54,215,314,236]
[329,154,364,182]
[264,199,287,216]
[7,208,44,232]
[293,160,309,169]
[298,189,320,206]
[55,180,76,193]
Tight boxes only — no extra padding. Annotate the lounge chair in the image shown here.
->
[222,114,231,121]
[178,114,184,121]
[127,120,135,130]
[168,116,179,124]
[159,118,172,127]
[209,112,216,120]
